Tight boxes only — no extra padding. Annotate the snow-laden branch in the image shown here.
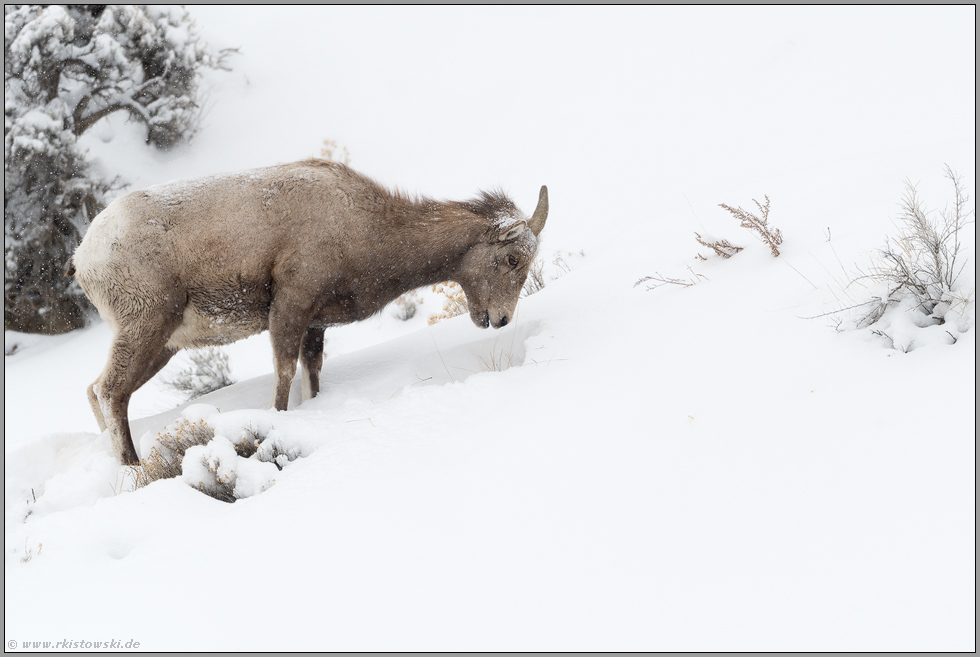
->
[4,5,233,334]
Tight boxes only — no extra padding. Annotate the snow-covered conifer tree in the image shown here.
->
[4,5,230,334]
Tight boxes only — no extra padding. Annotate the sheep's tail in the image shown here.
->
[65,256,76,277]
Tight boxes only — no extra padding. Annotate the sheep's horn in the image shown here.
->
[528,185,548,236]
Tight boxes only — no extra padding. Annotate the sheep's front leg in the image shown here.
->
[269,297,313,411]
[300,326,325,402]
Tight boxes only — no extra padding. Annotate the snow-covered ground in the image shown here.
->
[5,6,975,651]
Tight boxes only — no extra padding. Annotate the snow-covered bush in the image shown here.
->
[181,437,240,503]
[855,167,972,328]
[830,167,973,349]
[132,418,216,489]
[134,414,279,502]
[182,435,281,502]
[4,5,231,334]
[3,99,115,333]
[161,347,235,400]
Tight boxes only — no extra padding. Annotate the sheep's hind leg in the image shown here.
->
[135,346,179,390]
[98,333,178,465]
[300,326,325,402]
[89,344,177,438]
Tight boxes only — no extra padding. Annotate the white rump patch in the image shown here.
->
[72,199,128,272]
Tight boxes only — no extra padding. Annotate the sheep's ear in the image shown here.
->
[498,222,526,242]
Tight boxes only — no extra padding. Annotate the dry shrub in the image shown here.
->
[161,347,234,400]
[235,425,262,458]
[553,253,575,276]
[189,450,237,504]
[695,232,743,258]
[391,289,421,321]
[521,258,546,297]
[320,138,350,165]
[428,281,468,325]
[256,438,291,471]
[719,195,783,256]
[849,166,972,328]
[131,419,215,489]
[522,252,579,298]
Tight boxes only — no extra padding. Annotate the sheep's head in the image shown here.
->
[456,186,548,329]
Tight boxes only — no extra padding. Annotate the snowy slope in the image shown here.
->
[4,6,975,651]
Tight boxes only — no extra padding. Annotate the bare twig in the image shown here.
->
[694,232,743,258]
[634,272,697,291]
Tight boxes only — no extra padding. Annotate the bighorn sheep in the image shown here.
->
[70,159,548,465]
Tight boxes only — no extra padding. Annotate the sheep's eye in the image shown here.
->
[507,255,519,267]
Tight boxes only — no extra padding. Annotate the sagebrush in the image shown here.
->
[695,233,743,259]
[320,138,351,165]
[161,347,235,400]
[428,282,468,325]
[391,289,421,321]
[848,166,973,329]
[131,419,215,490]
[521,258,547,297]
[719,195,783,257]
[131,419,267,502]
